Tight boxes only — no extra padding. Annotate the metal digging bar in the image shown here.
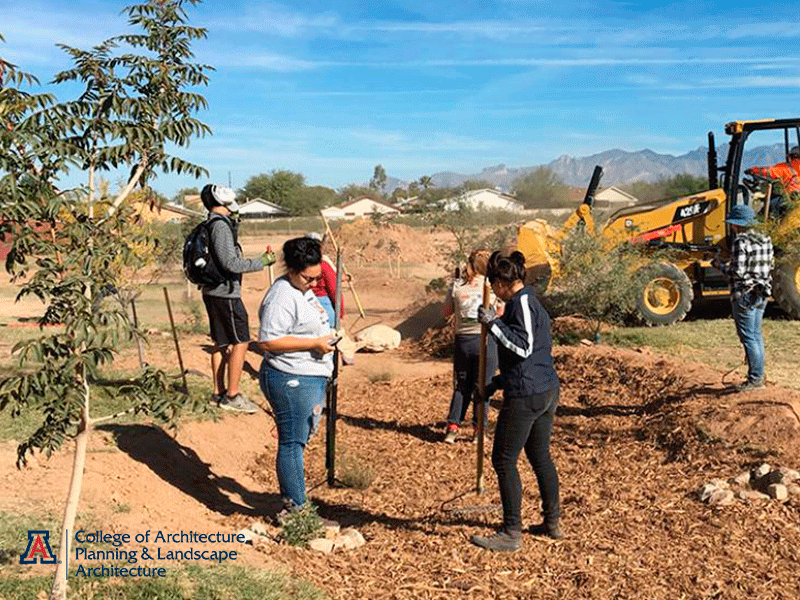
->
[326,247,343,486]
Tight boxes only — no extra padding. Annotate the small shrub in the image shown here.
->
[426,277,447,294]
[544,230,648,336]
[367,370,393,383]
[338,453,376,490]
[179,298,206,334]
[280,503,324,547]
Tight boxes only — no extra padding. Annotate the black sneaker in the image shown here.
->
[218,392,259,413]
[470,529,521,552]
[529,521,563,540]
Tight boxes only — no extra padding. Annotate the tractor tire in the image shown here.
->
[636,262,694,326]
[773,256,800,319]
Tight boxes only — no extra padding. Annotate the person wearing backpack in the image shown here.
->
[198,184,276,413]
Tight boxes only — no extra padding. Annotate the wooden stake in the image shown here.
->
[130,298,146,369]
[320,211,366,319]
[475,277,491,494]
[163,287,188,391]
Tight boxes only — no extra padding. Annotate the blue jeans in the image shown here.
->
[317,296,336,328]
[731,294,768,384]
[259,361,328,507]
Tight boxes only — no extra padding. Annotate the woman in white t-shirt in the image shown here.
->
[442,250,500,443]
[257,237,337,511]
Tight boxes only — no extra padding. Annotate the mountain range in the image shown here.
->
[385,143,789,192]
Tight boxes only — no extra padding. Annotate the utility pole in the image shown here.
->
[228,171,232,188]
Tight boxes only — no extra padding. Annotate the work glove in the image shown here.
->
[477,305,496,326]
[261,248,277,267]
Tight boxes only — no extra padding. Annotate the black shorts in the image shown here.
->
[202,295,250,347]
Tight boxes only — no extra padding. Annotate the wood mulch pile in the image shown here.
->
[237,346,800,599]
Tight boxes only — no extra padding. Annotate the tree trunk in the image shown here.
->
[49,379,91,600]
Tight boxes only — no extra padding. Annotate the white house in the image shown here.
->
[321,197,401,220]
[238,197,290,219]
[594,187,639,209]
[442,188,525,213]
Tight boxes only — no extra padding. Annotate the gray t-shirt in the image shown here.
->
[258,277,333,377]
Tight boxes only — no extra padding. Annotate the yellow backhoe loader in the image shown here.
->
[518,118,800,325]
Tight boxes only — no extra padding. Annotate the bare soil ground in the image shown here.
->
[2,224,800,598]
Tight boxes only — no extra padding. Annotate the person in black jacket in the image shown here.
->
[470,250,562,552]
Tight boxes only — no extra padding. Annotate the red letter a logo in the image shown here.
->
[20,530,57,564]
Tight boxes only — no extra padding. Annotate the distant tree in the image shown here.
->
[419,175,433,191]
[286,185,337,215]
[408,181,420,196]
[239,170,305,212]
[171,186,199,205]
[338,183,383,203]
[512,167,571,208]
[390,187,407,203]
[622,173,707,203]
[369,164,387,195]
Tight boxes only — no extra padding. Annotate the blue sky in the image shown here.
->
[1,0,799,197]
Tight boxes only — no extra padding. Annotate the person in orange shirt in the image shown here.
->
[745,146,800,198]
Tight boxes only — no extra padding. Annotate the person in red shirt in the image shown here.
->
[306,232,344,327]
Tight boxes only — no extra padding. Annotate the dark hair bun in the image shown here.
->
[487,250,525,284]
[283,237,322,272]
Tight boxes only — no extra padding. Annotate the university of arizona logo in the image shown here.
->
[20,530,57,564]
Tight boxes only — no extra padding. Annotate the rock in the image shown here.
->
[308,538,334,554]
[354,324,401,352]
[730,472,751,487]
[787,484,800,497]
[249,521,269,537]
[777,467,800,483]
[251,534,274,550]
[752,463,772,479]
[710,478,730,490]
[767,484,789,501]
[738,489,771,502]
[698,483,717,502]
[579,339,593,347]
[708,489,735,506]
[236,528,256,543]
[336,528,366,550]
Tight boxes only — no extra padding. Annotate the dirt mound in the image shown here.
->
[332,219,441,267]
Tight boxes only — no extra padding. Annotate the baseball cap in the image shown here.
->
[726,204,756,227]
[210,185,239,214]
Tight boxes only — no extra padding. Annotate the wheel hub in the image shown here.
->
[644,277,680,315]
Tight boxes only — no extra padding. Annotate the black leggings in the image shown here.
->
[491,387,560,532]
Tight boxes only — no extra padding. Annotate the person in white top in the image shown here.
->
[257,237,337,511]
[442,250,501,443]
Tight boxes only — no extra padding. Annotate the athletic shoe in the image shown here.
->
[528,521,563,540]
[736,378,765,393]
[210,390,226,406]
[470,529,521,552]
[219,392,259,413]
[444,424,459,444]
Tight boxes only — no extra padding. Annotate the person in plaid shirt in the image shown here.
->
[712,204,774,391]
